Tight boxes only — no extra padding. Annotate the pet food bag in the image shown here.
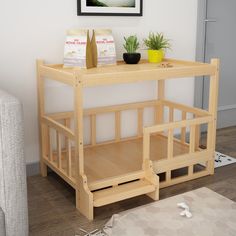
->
[64,29,93,68]
[91,29,117,67]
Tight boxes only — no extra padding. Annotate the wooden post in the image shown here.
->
[91,115,96,145]
[166,128,173,183]
[37,60,47,177]
[74,73,93,220]
[156,80,165,124]
[138,108,143,137]
[189,125,196,175]
[115,111,121,141]
[207,59,220,175]
[56,132,62,169]
[143,131,150,161]
[181,111,187,143]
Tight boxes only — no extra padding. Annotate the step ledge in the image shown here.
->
[93,179,155,207]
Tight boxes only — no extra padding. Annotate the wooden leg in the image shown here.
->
[146,173,159,201]
[144,160,159,201]
[76,175,94,220]
[147,185,159,201]
[40,161,47,177]
[207,154,215,175]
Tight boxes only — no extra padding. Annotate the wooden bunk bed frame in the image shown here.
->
[37,58,219,220]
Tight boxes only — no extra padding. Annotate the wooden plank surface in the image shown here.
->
[40,59,217,88]
[52,134,190,186]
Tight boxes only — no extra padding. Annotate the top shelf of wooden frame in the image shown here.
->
[38,58,218,87]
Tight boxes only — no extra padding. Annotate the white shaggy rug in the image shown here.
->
[103,188,236,236]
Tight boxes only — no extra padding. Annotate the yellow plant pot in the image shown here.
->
[148,50,164,63]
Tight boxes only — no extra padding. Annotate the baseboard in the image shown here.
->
[26,162,40,176]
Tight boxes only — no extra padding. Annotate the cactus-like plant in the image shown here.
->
[144,32,171,51]
[123,35,140,53]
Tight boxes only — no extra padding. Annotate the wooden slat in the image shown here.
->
[42,124,49,157]
[195,124,200,149]
[169,107,174,122]
[93,179,155,207]
[137,108,143,137]
[56,132,62,169]
[166,171,171,183]
[188,125,196,175]
[66,140,72,177]
[156,80,165,124]
[160,170,210,189]
[47,98,209,123]
[41,116,75,139]
[189,125,196,153]
[85,100,159,116]
[91,115,96,145]
[153,149,213,174]
[166,128,173,183]
[89,170,145,191]
[47,111,74,121]
[181,111,187,143]
[162,100,210,117]
[115,111,121,142]
[48,128,52,161]
[47,100,159,120]
[64,118,71,175]
[167,129,174,159]
[143,131,150,160]
[145,116,213,134]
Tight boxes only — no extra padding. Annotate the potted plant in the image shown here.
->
[144,32,171,63]
[123,35,141,64]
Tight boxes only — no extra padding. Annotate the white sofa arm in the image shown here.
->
[0,207,6,236]
[0,90,28,236]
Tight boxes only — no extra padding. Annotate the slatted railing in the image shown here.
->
[42,99,212,190]
[143,113,214,188]
[41,116,76,187]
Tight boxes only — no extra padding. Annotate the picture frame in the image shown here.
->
[77,0,143,16]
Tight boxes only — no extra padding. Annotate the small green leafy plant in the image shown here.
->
[144,32,171,51]
[123,35,140,53]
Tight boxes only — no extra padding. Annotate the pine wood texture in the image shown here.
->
[38,59,216,87]
[37,58,219,220]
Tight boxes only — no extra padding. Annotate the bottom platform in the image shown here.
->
[51,134,190,186]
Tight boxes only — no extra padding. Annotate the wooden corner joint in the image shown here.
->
[74,72,84,86]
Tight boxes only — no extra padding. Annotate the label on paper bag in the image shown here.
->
[96,35,116,66]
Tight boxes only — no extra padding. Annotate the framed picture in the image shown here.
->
[77,0,143,16]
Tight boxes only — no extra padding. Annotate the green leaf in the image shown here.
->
[123,35,140,53]
[144,32,171,51]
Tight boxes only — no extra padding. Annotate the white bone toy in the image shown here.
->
[177,202,192,218]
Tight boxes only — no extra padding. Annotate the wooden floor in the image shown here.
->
[28,126,236,236]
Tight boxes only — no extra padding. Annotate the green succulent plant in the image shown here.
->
[123,35,140,53]
[144,32,171,51]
